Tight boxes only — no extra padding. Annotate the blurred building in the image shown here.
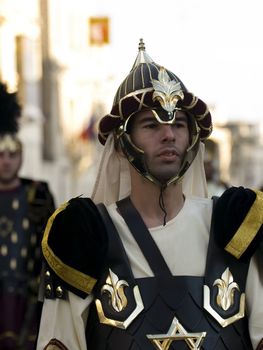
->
[0,1,43,164]
[222,122,263,189]
[0,0,114,205]
[0,0,67,204]
[206,121,263,192]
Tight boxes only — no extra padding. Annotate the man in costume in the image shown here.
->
[37,40,263,350]
[0,82,55,350]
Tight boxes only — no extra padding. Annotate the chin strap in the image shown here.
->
[159,186,167,226]
[44,338,69,350]
[256,339,263,350]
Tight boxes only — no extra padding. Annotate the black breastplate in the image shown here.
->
[86,197,253,350]
[0,186,37,294]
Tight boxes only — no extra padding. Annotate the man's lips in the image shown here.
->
[158,148,180,161]
[158,148,179,156]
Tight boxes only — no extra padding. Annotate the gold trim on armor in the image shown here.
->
[225,190,263,259]
[151,67,184,113]
[203,285,245,327]
[119,87,153,106]
[147,316,206,350]
[118,90,153,121]
[42,201,97,294]
[101,269,129,312]
[195,107,209,121]
[95,285,144,329]
[183,93,198,109]
[199,124,213,131]
[203,267,245,327]
[213,268,239,310]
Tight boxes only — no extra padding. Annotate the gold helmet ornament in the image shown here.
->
[0,83,22,153]
[98,39,212,187]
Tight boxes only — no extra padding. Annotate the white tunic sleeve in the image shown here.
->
[36,292,93,350]
[246,253,263,349]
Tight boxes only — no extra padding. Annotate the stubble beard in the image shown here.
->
[145,155,182,184]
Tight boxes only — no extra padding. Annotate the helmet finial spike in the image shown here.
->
[132,38,153,69]
[138,38,145,51]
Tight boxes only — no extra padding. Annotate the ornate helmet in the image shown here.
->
[98,39,212,187]
[0,82,22,152]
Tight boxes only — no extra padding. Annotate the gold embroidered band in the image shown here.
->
[225,190,263,259]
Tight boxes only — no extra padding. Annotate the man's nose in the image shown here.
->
[161,124,175,141]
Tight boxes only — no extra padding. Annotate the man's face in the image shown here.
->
[130,109,190,183]
[0,150,22,185]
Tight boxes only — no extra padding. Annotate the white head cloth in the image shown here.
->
[91,134,208,205]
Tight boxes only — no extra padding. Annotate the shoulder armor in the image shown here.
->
[21,177,55,226]
[214,186,263,262]
[42,197,108,298]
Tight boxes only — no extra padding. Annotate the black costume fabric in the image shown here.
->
[87,278,252,349]
[42,186,263,350]
[0,82,21,135]
[43,197,108,298]
[85,198,252,350]
[213,186,263,262]
[0,178,55,350]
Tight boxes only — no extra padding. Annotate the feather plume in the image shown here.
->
[0,83,21,134]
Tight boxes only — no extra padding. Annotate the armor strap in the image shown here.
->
[116,196,172,277]
[256,339,263,350]
[96,203,134,278]
[204,196,250,322]
[205,196,250,289]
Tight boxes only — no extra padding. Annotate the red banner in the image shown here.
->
[89,17,110,45]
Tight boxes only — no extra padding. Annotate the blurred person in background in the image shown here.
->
[0,83,55,350]
[37,40,263,350]
[204,152,229,197]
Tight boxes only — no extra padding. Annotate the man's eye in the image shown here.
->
[144,123,157,128]
[174,122,186,128]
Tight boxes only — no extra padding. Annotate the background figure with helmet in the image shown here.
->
[0,83,55,350]
[37,40,263,350]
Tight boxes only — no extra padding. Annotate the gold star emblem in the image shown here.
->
[0,216,13,238]
[147,317,206,350]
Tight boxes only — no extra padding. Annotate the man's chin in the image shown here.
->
[146,161,181,184]
[0,175,19,185]
[154,171,180,184]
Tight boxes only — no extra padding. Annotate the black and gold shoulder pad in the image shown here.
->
[21,177,56,228]
[42,197,108,298]
[213,186,263,262]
